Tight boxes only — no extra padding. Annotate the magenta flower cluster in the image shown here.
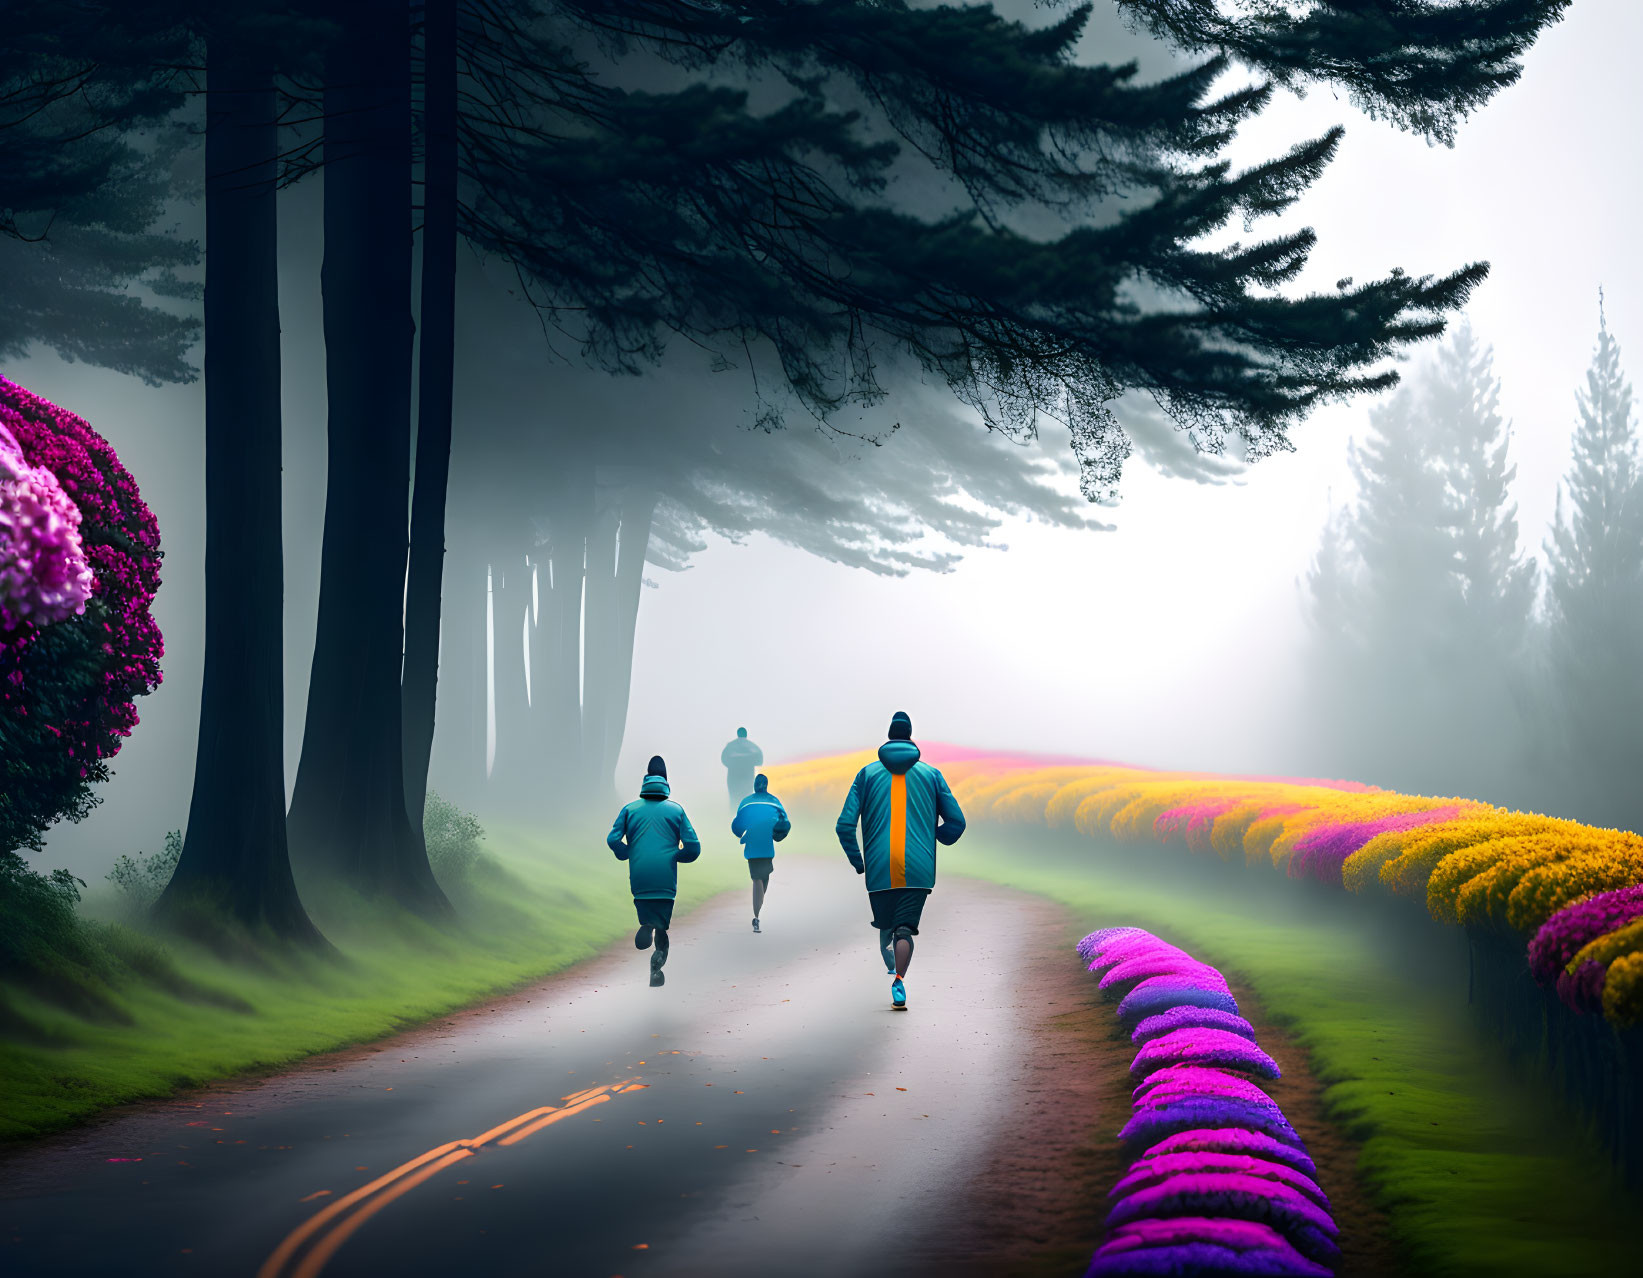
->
[1079,928,1339,1277]
[0,419,92,629]
[1527,885,1643,994]
[0,376,163,805]
[1286,806,1463,884]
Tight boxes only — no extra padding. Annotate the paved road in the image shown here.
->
[2,860,1053,1278]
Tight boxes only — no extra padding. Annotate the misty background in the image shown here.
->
[12,0,1642,880]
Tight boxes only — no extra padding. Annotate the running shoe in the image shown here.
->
[752,918,761,933]
[890,976,907,1009]
[634,925,654,951]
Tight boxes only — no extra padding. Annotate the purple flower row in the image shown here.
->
[1080,928,1339,1278]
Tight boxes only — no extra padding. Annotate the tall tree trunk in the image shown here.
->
[400,0,458,835]
[539,467,592,813]
[158,40,325,945]
[580,488,620,795]
[286,2,448,914]
[427,534,486,810]
[602,490,657,795]
[488,543,537,814]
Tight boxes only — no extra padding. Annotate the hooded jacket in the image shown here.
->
[607,775,702,900]
[835,740,966,892]
[721,735,763,797]
[731,777,791,859]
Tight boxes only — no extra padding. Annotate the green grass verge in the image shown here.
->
[948,828,1640,1278]
[0,828,744,1142]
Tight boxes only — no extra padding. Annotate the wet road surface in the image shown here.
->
[1,860,1052,1278]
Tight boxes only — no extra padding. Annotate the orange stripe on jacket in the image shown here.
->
[889,772,907,888]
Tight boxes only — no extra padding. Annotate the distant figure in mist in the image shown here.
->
[732,774,790,934]
[607,755,701,988]
[721,727,763,810]
[835,712,966,1010]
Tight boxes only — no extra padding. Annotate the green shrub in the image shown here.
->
[423,792,484,884]
[104,830,180,911]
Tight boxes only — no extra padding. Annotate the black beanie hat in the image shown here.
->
[887,711,913,741]
[647,755,667,779]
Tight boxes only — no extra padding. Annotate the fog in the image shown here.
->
[14,1,1643,879]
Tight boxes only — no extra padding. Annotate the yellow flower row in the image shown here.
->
[768,751,1643,1022]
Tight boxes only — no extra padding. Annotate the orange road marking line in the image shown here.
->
[496,1093,610,1146]
[291,1149,473,1278]
[260,1079,638,1278]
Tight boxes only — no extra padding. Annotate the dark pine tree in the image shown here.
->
[1544,306,1643,829]
[286,0,451,914]
[402,0,461,836]
[1305,322,1535,799]
[156,21,326,945]
[297,0,1563,878]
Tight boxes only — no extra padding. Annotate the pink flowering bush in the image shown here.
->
[1090,1217,1332,1277]
[0,376,163,854]
[1079,927,1338,1277]
[1,421,93,629]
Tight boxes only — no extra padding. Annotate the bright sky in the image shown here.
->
[19,1,1642,871]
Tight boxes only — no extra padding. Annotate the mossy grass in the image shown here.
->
[0,825,745,1142]
[942,828,1641,1278]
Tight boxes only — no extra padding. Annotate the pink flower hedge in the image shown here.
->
[1080,927,1339,1277]
[0,376,163,852]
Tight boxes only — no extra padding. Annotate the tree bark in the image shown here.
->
[400,0,459,835]
[157,39,325,945]
[539,467,593,811]
[580,487,621,795]
[426,532,486,810]
[602,489,657,795]
[487,542,537,814]
[286,1,448,914]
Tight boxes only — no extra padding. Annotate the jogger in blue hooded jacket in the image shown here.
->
[732,773,790,933]
[835,711,965,1009]
[608,755,701,987]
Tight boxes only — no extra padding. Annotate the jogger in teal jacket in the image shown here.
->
[608,755,701,987]
[835,712,965,1008]
[732,773,790,933]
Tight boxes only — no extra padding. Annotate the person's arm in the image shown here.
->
[835,771,865,873]
[934,771,967,846]
[720,742,734,766]
[773,803,791,843]
[607,809,631,860]
[750,743,763,766]
[675,810,702,863]
[731,806,749,840]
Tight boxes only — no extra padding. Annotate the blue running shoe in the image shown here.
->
[890,977,907,1009]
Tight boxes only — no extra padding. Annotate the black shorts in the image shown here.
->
[634,898,674,931]
[868,887,931,934]
[747,857,774,882]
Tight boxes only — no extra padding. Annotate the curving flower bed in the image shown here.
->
[768,748,1643,1029]
[1078,926,1338,1277]
[0,376,163,853]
